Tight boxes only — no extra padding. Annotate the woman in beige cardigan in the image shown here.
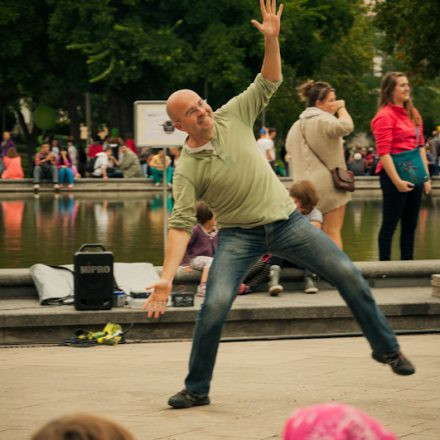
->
[286,80,353,249]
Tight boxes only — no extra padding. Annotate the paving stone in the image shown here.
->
[0,335,439,439]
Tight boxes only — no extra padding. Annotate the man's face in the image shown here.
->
[3,131,10,141]
[41,144,50,154]
[169,91,214,138]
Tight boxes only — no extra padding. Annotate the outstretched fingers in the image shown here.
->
[277,2,284,17]
[143,295,167,318]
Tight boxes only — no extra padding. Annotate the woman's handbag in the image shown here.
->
[390,128,429,186]
[391,125,429,186]
[300,121,355,192]
[391,148,429,186]
[330,167,355,192]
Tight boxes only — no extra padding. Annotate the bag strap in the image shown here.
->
[299,120,331,171]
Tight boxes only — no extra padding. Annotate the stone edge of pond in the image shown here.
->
[0,176,439,193]
[1,260,439,287]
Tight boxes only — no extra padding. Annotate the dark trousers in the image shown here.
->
[378,171,423,260]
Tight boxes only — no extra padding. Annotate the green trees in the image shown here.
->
[375,0,440,78]
[374,0,440,134]
[0,0,381,145]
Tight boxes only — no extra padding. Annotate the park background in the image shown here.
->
[1,0,440,166]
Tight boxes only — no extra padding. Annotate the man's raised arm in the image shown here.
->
[251,0,283,81]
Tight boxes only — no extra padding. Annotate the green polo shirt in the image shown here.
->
[169,73,295,235]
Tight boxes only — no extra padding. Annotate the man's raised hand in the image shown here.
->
[251,0,283,38]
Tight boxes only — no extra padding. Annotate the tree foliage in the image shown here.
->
[0,0,373,141]
[374,0,440,79]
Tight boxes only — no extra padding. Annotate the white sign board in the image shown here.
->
[134,100,187,148]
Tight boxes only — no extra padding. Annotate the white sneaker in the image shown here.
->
[269,284,283,296]
[33,184,40,193]
[304,276,318,294]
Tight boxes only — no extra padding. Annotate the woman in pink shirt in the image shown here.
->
[2,147,24,179]
[371,72,431,260]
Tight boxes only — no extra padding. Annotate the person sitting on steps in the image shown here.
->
[33,143,59,193]
[180,201,218,297]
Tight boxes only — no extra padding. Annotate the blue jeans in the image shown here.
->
[185,210,399,395]
[58,167,74,185]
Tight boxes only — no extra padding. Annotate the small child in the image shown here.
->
[238,180,322,296]
[289,180,323,293]
[181,201,217,297]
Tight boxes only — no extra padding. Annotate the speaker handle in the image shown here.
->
[77,243,107,252]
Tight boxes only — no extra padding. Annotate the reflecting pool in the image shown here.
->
[0,193,439,268]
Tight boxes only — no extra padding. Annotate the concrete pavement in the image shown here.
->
[1,334,439,439]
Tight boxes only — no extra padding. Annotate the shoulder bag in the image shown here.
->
[299,121,355,192]
[390,126,429,186]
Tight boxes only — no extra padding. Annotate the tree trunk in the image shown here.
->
[16,109,40,176]
[109,91,133,138]
[66,93,81,141]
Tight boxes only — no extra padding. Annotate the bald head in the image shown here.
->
[166,89,201,122]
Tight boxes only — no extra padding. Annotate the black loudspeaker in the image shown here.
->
[74,244,114,310]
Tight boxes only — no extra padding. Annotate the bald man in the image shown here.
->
[145,0,415,409]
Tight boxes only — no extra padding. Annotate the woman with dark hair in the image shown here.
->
[56,147,75,188]
[371,72,431,261]
[286,80,353,250]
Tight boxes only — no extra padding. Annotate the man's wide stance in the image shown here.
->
[144,0,415,409]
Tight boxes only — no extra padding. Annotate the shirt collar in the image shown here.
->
[185,140,215,154]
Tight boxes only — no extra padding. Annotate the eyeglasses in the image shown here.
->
[185,99,207,118]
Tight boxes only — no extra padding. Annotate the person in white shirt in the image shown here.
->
[256,127,274,161]
[92,147,122,179]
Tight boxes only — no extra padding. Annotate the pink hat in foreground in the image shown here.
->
[283,403,397,440]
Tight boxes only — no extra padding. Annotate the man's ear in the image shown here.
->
[174,121,185,132]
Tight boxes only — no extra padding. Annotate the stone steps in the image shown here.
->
[1,261,439,345]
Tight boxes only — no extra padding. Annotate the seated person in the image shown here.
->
[239,180,323,295]
[0,131,15,175]
[148,149,173,187]
[181,202,218,297]
[114,144,143,177]
[56,147,75,188]
[2,147,24,179]
[92,147,123,179]
[33,143,59,192]
[347,152,366,176]
[87,136,103,158]
[139,147,152,177]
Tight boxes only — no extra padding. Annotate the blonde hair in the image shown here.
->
[31,413,136,440]
[289,180,319,214]
[297,80,335,107]
[378,72,420,124]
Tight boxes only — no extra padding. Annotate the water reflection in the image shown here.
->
[1,200,25,254]
[0,193,438,268]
